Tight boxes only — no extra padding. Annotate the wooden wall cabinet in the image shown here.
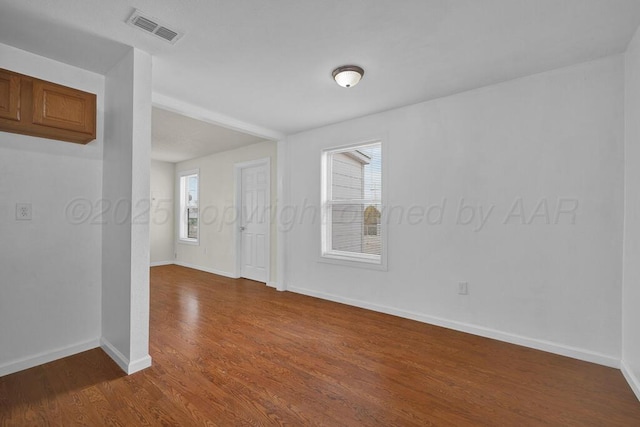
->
[0,68,96,144]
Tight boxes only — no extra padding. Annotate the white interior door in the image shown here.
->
[239,161,269,283]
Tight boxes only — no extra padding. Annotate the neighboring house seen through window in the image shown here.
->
[322,141,383,265]
[179,169,199,243]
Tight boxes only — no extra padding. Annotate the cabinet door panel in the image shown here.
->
[0,70,20,121]
[32,80,96,136]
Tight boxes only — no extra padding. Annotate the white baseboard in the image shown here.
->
[174,261,279,288]
[100,338,152,375]
[269,281,286,291]
[150,260,174,267]
[129,355,153,374]
[287,285,620,369]
[174,261,238,279]
[0,338,100,377]
[621,360,640,401]
[100,338,129,372]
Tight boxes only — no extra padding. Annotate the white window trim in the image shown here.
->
[320,138,387,270]
[177,168,200,245]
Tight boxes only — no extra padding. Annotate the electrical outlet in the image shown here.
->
[458,282,469,295]
[16,203,32,220]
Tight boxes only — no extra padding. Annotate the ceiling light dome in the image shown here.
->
[332,65,364,88]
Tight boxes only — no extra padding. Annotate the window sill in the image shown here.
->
[319,251,387,271]
[178,238,199,246]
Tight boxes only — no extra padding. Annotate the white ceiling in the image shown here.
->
[151,107,268,163]
[1,0,640,137]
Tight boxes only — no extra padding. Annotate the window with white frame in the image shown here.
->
[178,169,199,243]
[322,141,383,265]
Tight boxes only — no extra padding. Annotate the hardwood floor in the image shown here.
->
[1,264,639,425]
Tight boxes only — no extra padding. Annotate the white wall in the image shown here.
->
[175,141,278,283]
[622,26,640,399]
[101,48,152,374]
[0,43,105,375]
[150,160,175,265]
[285,55,624,366]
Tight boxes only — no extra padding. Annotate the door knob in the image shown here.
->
[240,226,246,231]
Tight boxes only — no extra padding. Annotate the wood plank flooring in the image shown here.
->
[1,264,639,425]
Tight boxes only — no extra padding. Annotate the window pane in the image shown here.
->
[179,172,199,241]
[187,207,198,238]
[331,143,381,201]
[331,203,381,256]
[187,175,198,207]
[363,203,382,255]
[360,144,381,201]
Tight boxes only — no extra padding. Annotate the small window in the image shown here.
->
[178,169,199,243]
[321,141,383,266]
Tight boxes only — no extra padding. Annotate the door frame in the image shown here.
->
[234,157,271,284]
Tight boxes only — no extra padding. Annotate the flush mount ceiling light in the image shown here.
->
[332,65,364,88]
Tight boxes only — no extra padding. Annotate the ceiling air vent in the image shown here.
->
[127,9,183,44]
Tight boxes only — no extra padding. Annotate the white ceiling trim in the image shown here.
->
[152,92,285,141]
